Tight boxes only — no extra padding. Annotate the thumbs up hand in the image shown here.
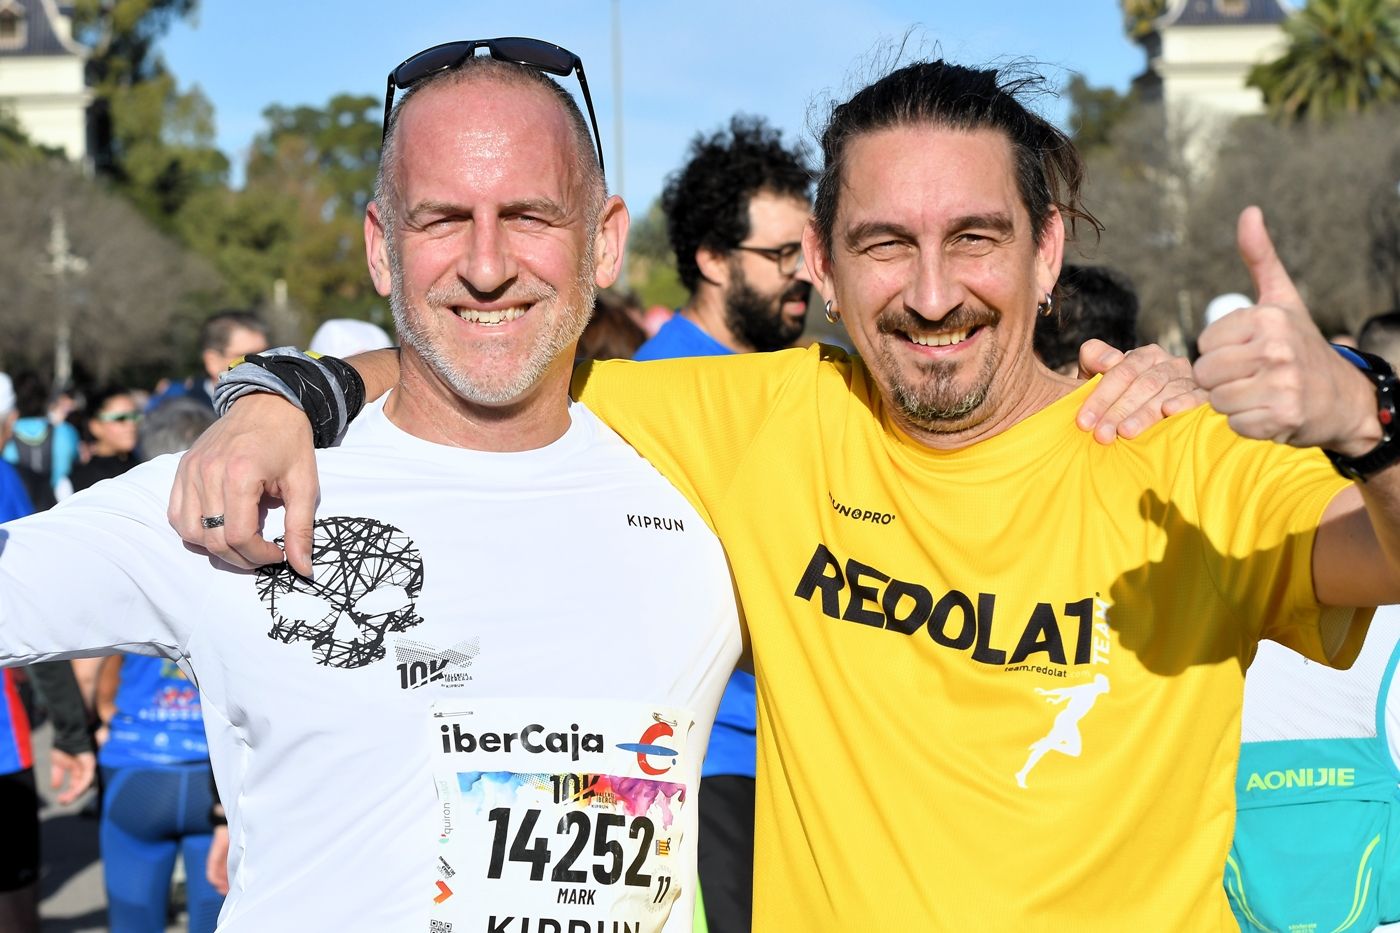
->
[1193,206,1381,456]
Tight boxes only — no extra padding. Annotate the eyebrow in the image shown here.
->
[952,212,1016,236]
[501,198,569,221]
[843,220,915,249]
[406,200,467,222]
[406,198,570,222]
[843,212,1016,248]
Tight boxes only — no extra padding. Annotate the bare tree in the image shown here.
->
[1080,104,1400,346]
[1079,103,1203,354]
[0,162,222,383]
[1371,142,1400,311]
[1188,109,1399,334]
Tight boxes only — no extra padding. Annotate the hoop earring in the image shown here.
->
[1037,293,1054,317]
[824,299,841,324]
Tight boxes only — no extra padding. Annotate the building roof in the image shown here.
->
[0,0,87,58]
[1157,0,1291,28]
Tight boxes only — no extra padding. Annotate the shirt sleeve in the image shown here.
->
[0,455,205,666]
[1186,412,1368,666]
[26,661,93,755]
[571,346,820,528]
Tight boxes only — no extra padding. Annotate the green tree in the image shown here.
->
[1121,0,1169,39]
[249,94,381,219]
[73,0,226,226]
[0,107,64,164]
[1249,0,1400,122]
[1064,75,1136,154]
[625,199,687,310]
[179,94,385,327]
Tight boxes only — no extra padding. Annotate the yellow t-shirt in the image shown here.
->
[573,344,1367,931]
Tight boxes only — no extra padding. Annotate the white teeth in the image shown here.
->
[454,307,526,325]
[909,328,971,347]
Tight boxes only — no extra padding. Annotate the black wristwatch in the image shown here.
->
[1324,346,1400,482]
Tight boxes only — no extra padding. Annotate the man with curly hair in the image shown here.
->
[636,116,813,362]
[634,115,812,932]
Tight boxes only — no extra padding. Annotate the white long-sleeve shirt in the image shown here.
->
[0,398,740,933]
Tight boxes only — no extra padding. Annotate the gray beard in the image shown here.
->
[387,235,596,405]
[881,345,999,432]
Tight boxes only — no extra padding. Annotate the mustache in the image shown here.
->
[876,304,999,337]
[779,283,812,305]
[422,280,556,307]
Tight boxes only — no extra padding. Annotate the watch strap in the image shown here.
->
[1324,346,1400,482]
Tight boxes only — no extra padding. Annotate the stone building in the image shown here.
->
[0,0,88,161]
[1133,0,1291,119]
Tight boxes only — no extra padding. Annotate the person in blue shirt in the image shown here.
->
[88,398,221,933]
[634,116,813,365]
[95,652,221,933]
[0,371,80,505]
[148,311,269,413]
[0,373,95,933]
[633,116,811,932]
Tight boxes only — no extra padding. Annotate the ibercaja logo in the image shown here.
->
[616,714,680,775]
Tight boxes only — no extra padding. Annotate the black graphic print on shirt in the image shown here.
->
[256,516,425,668]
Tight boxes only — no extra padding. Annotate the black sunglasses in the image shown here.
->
[383,37,606,177]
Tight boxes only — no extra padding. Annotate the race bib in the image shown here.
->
[429,698,696,933]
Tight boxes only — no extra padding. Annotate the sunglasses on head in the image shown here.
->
[96,411,141,423]
[382,37,605,176]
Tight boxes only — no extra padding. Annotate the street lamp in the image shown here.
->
[47,209,88,392]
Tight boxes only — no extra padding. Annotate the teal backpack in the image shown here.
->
[1228,620,1400,932]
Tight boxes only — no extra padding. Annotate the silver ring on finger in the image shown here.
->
[201,514,226,530]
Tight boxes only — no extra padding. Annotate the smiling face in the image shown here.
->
[807,124,1063,442]
[367,74,623,421]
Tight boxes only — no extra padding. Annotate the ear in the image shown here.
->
[694,245,732,290]
[801,220,835,303]
[365,201,393,299]
[592,195,630,289]
[1035,207,1066,300]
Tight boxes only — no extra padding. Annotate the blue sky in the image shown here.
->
[161,1,1146,209]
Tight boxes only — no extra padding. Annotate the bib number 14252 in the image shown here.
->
[486,806,674,903]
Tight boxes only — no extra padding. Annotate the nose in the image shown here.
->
[904,248,967,323]
[456,218,518,294]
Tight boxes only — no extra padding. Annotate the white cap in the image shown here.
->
[309,318,394,358]
[0,372,13,417]
[1204,293,1253,327]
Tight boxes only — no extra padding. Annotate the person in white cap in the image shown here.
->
[1204,292,1253,328]
[308,318,394,360]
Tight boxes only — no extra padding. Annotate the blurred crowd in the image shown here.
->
[0,310,408,933]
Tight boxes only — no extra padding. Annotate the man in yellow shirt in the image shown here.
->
[172,57,1400,930]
